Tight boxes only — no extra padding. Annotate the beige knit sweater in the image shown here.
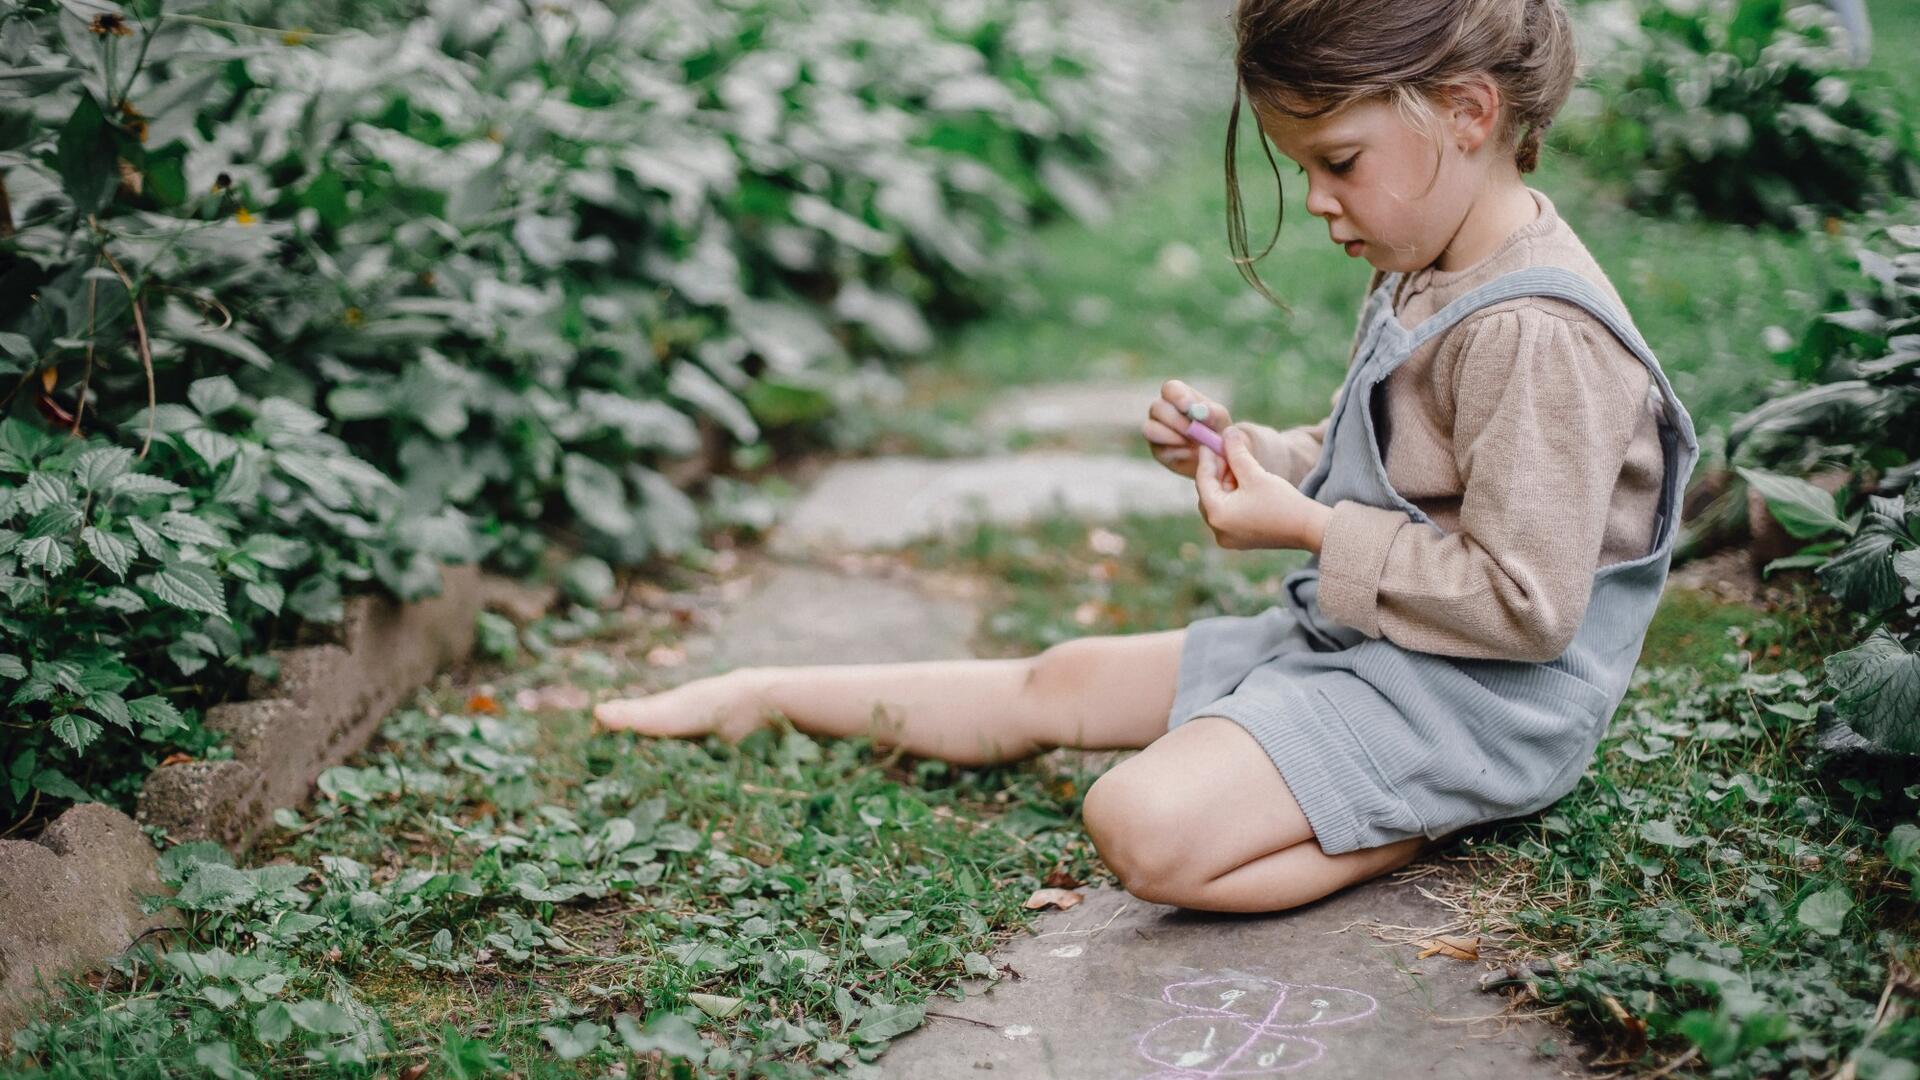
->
[1243,187,1666,663]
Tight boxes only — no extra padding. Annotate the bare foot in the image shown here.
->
[593,670,772,743]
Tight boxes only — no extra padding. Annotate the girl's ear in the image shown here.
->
[1444,74,1503,153]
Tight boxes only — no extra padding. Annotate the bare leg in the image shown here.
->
[594,628,1188,767]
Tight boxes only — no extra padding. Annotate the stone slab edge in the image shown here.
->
[0,563,483,1034]
[137,562,483,850]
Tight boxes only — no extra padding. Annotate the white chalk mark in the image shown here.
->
[1001,1025,1034,1039]
[1048,944,1084,958]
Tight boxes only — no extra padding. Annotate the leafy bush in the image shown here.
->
[1729,221,1918,756]
[1561,0,1918,227]
[0,0,1205,830]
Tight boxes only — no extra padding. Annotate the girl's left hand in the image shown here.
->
[1195,425,1333,552]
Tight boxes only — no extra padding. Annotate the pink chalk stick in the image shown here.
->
[1184,419,1224,455]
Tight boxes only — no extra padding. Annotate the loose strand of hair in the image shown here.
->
[1223,84,1292,314]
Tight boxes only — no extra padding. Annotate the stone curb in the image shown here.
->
[0,803,179,1033]
[0,563,484,1033]
[136,563,483,850]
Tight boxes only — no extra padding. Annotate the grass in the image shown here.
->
[1,592,1111,1078]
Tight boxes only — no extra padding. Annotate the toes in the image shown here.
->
[593,698,657,731]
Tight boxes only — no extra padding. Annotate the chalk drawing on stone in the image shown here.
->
[1135,976,1378,1077]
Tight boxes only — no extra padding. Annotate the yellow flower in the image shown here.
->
[282,28,311,46]
[235,207,256,225]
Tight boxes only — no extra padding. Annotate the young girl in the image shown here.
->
[595,0,1699,915]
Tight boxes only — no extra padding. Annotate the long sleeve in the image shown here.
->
[1243,416,1330,486]
[1313,305,1646,662]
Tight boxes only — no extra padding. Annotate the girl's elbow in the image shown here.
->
[1517,610,1584,663]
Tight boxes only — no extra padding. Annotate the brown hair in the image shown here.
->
[1224,0,1578,307]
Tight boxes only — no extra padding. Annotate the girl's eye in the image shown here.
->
[1329,155,1358,175]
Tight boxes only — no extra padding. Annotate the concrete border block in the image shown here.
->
[136,563,482,851]
[0,803,178,1031]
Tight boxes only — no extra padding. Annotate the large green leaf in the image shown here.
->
[1736,467,1850,538]
[1824,627,1920,755]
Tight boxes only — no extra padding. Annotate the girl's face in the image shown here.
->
[1252,94,1487,274]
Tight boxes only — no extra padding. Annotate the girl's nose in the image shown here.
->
[1304,181,1340,220]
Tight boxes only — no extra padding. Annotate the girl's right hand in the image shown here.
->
[1144,379,1231,479]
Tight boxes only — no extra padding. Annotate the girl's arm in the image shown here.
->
[1311,303,1651,663]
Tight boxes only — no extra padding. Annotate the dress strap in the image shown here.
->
[1401,265,1655,367]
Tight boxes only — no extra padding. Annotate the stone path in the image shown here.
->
[880,885,1590,1080]
[660,378,1595,1077]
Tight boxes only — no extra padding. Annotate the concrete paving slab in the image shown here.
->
[690,563,981,671]
[880,881,1593,1080]
[767,453,1195,556]
[982,379,1235,439]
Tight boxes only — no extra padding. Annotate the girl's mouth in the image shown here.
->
[1344,240,1364,257]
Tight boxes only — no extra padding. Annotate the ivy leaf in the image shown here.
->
[561,453,634,535]
[19,535,71,575]
[1736,467,1850,539]
[244,580,285,615]
[49,713,102,753]
[613,1012,705,1059]
[540,1021,607,1061]
[82,527,135,579]
[31,768,90,802]
[0,654,24,680]
[1639,819,1706,848]
[860,933,911,967]
[238,535,307,570]
[188,375,243,416]
[853,1001,925,1044]
[192,1042,256,1080]
[254,1001,293,1045]
[128,695,185,732]
[149,562,229,619]
[158,511,228,548]
[74,447,134,491]
[110,473,187,500]
[184,428,241,469]
[84,691,132,731]
[128,517,172,561]
[1795,886,1854,936]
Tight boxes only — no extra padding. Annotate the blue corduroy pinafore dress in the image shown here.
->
[1167,265,1701,855]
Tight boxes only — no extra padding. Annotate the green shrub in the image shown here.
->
[0,0,1206,831]
[1561,0,1918,227]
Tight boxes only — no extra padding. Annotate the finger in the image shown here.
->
[1194,446,1219,500]
[1136,403,1182,438]
[1224,426,1261,473]
[1144,409,1186,442]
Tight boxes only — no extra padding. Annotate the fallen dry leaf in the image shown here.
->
[1043,869,1084,890]
[398,1063,430,1080]
[465,692,500,714]
[1024,888,1084,911]
[1414,934,1480,961]
[157,752,194,767]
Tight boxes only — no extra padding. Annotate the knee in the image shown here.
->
[1023,638,1097,704]
[1080,767,1190,902]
